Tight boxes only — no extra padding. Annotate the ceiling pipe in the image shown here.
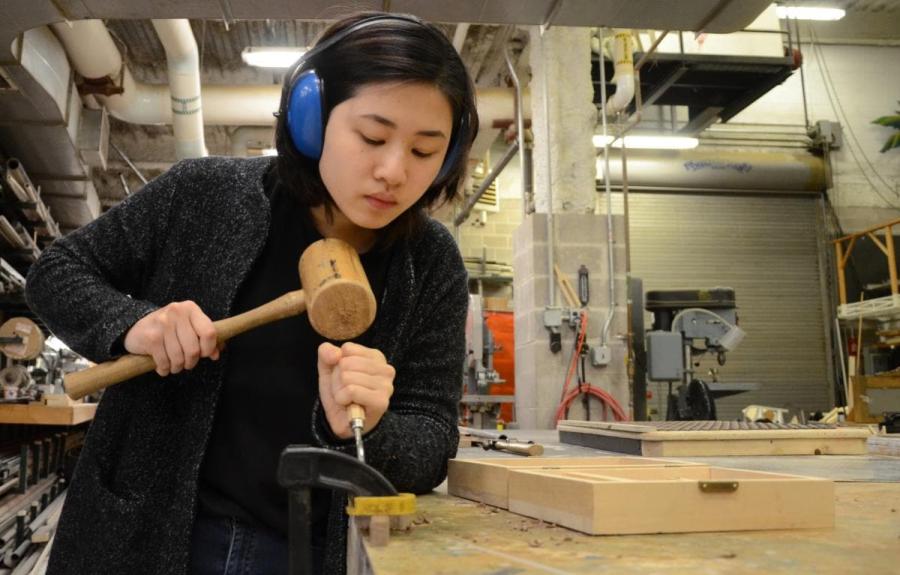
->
[605,29,635,115]
[50,20,530,140]
[49,18,535,181]
[50,20,280,126]
[452,23,470,53]
[151,19,207,159]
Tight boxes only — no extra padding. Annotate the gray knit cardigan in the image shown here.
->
[25,156,467,574]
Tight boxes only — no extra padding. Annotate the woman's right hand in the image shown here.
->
[123,301,220,376]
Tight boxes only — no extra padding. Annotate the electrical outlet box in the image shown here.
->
[543,308,563,328]
[591,345,611,367]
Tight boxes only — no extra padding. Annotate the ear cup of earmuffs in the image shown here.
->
[286,70,326,159]
[283,15,466,184]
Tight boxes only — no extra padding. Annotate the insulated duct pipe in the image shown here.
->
[596,149,827,192]
[151,19,206,159]
[605,29,635,115]
[51,20,528,140]
[50,20,280,126]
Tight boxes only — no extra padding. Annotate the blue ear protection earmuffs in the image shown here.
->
[283,14,466,184]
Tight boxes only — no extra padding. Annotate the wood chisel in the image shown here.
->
[348,404,366,461]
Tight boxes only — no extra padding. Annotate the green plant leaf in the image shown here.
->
[872,115,900,128]
[881,131,900,153]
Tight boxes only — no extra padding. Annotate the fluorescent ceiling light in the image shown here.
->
[776,6,846,21]
[592,134,699,150]
[241,47,307,68]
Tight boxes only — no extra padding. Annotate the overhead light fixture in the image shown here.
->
[241,47,307,68]
[775,5,846,21]
[592,134,699,150]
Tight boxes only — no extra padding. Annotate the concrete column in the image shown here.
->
[513,27,630,429]
[528,26,596,214]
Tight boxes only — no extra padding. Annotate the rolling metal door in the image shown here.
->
[628,193,832,419]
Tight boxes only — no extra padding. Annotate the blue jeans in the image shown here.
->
[189,512,292,575]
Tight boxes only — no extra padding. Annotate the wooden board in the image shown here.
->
[448,456,700,508]
[558,419,871,456]
[448,457,834,536]
[0,403,96,425]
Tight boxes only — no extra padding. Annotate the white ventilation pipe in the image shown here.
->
[49,20,527,159]
[605,29,635,115]
[50,20,279,127]
[151,19,206,159]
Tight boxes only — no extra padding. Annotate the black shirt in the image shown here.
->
[197,167,390,542]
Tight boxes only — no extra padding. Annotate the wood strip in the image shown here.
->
[643,437,868,457]
[840,236,857,268]
[0,404,96,426]
[557,419,656,433]
[558,424,870,456]
[867,231,888,256]
[557,423,870,441]
[886,227,898,296]
[832,216,900,243]
[552,264,580,308]
[835,241,847,305]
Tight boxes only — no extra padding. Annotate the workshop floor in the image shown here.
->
[364,429,900,575]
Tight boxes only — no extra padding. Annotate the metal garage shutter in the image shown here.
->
[628,193,832,419]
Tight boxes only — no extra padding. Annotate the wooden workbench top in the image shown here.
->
[364,482,900,574]
[0,402,96,425]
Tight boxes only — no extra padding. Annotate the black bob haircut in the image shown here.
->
[273,12,479,245]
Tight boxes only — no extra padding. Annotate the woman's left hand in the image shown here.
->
[317,341,396,439]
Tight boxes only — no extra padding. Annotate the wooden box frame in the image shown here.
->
[449,457,834,535]
[448,456,700,508]
[509,466,833,535]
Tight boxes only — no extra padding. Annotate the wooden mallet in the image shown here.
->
[0,317,45,361]
[64,238,377,401]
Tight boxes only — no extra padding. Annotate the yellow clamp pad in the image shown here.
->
[346,493,416,516]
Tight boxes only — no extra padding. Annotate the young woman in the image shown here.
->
[25,12,478,574]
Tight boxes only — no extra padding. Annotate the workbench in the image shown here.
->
[364,430,900,574]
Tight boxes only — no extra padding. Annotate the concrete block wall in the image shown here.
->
[513,213,630,428]
[433,184,524,298]
[456,196,523,266]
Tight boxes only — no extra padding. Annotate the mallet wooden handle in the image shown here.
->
[64,290,306,400]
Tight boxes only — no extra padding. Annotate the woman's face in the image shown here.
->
[318,81,454,233]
